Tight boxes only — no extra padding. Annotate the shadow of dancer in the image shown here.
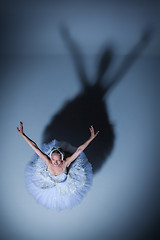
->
[42,26,151,174]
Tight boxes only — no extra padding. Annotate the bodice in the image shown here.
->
[45,169,67,183]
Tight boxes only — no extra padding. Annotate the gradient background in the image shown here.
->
[0,0,159,240]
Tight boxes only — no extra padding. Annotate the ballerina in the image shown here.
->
[17,122,99,210]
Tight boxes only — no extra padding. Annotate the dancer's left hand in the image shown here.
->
[89,125,99,140]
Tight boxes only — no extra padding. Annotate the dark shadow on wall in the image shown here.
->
[42,26,151,174]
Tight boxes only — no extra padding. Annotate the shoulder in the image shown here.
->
[46,161,52,168]
[64,148,81,167]
[64,158,71,168]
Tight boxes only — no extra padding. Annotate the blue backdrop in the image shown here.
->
[0,1,159,240]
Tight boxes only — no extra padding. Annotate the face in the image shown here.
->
[51,153,62,166]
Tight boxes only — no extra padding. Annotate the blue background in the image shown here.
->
[0,1,159,240]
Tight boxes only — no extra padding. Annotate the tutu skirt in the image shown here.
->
[25,139,93,211]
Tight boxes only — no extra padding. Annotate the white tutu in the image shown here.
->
[25,139,93,211]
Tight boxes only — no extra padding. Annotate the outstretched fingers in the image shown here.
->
[17,121,24,134]
[20,121,23,132]
[95,130,100,137]
[89,125,99,139]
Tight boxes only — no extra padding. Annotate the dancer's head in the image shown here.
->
[50,148,64,165]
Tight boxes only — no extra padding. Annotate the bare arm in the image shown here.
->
[17,122,51,166]
[65,126,99,167]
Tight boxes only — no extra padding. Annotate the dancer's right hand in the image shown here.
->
[17,121,24,135]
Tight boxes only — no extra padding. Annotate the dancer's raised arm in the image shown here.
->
[65,126,99,167]
[17,122,51,166]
